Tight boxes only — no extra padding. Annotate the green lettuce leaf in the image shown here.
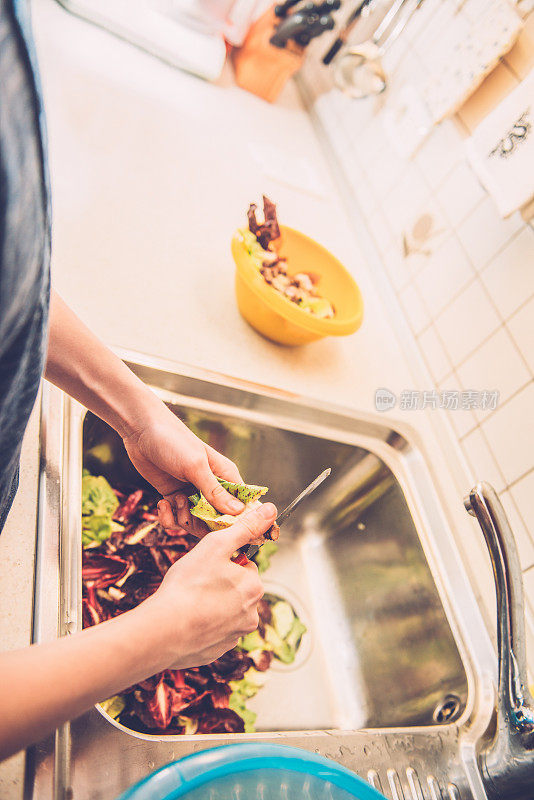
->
[82,474,119,518]
[99,695,125,719]
[286,617,307,652]
[229,668,267,733]
[188,478,268,532]
[271,600,294,640]
[252,541,278,574]
[82,474,119,548]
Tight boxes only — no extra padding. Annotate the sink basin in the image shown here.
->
[28,352,495,800]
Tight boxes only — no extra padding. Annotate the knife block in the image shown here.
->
[232,7,305,103]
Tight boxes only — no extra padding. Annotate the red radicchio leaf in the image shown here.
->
[149,547,170,577]
[247,195,280,250]
[82,553,129,589]
[170,684,198,715]
[250,649,273,672]
[82,597,102,627]
[145,677,173,729]
[136,672,165,692]
[197,709,245,734]
[209,650,253,683]
[114,490,143,524]
[82,587,112,626]
[211,683,231,709]
[257,598,272,625]
[161,547,186,565]
[183,668,210,688]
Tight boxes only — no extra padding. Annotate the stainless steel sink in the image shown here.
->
[28,351,498,800]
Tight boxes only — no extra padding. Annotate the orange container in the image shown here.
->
[232,7,304,103]
[231,225,364,345]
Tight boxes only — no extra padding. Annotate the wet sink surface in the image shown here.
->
[83,398,467,734]
[30,355,488,800]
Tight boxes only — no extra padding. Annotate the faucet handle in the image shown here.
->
[464,482,534,735]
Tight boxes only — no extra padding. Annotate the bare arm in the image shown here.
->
[0,504,276,760]
[45,291,245,521]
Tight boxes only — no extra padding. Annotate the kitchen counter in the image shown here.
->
[0,0,497,795]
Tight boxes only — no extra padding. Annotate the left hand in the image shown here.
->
[122,402,245,537]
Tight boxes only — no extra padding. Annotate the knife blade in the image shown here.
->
[243,468,331,559]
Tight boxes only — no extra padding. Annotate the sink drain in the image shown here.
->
[262,581,311,672]
[433,694,462,724]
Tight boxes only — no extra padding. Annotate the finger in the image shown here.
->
[208,503,277,557]
[193,460,245,516]
[164,491,210,539]
[206,445,243,484]
[157,498,176,529]
[241,559,259,575]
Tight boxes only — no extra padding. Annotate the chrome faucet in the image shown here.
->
[464,482,534,799]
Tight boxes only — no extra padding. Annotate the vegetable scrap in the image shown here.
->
[82,472,305,734]
[241,195,335,320]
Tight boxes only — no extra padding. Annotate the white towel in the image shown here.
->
[466,68,534,218]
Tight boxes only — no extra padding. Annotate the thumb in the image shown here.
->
[194,462,245,516]
[205,503,277,558]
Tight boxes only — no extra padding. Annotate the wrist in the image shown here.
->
[133,590,190,673]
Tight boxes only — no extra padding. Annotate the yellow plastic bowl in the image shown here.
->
[231,225,364,346]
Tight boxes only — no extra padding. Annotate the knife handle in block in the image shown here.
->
[232,6,304,103]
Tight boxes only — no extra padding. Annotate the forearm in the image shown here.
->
[0,602,169,761]
[45,292,160,437]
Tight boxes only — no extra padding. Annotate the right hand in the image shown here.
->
[144,502,277,670]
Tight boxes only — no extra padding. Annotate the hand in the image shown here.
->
[122,401,246,535]
[144,503,277,669]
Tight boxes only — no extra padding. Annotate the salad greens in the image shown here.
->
[239,596,307,668]
[81,472,120,547]
[84,470,305,735]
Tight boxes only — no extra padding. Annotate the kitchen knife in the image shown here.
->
[322,0,373,64]
[243,467,332,559]
[270,10,313,48]
[294,12,336,46]
[274,0,302,18]
[298,0,341,14]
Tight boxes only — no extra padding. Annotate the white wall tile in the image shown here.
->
[500,491,534,571]
[414,119,463,189]
[508,296,534,375]
[415,234,474,317]
[365,204,392,256]
[457,198,523,272]
[381,169,429,236]
[481,382,534,485]
[481,228,534,320]
[438,375,478,438]
[462,427,507,492]
[436,162,486,228]
[381,244,412,292]
[434,279,501,365]
[511,470,534,542]
[398,284,431,335]
[456,328,531,411]
[418,325,452,383]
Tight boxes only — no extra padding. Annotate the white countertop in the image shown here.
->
[0,0,497,794]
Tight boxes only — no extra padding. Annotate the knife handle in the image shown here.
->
[274,0,302,17]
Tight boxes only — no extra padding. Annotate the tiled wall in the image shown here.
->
[301,1,534,658]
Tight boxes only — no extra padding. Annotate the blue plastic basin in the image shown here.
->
[117,743,386,800]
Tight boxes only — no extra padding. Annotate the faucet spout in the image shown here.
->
[464,482,534,798]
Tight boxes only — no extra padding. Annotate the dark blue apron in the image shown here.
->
[0,0,51,530]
